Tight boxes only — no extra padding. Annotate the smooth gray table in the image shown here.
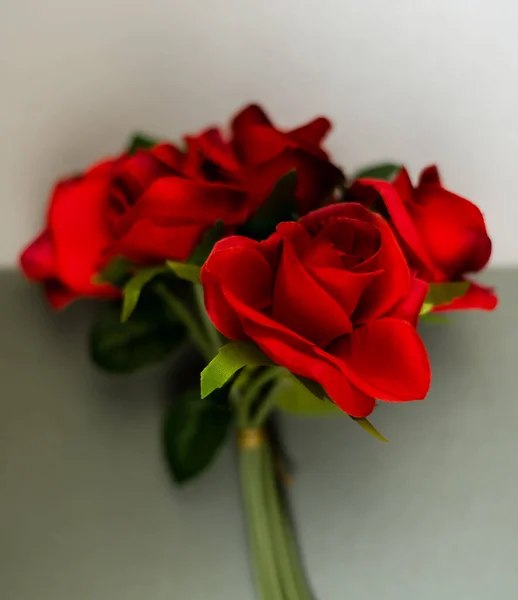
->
[1,270,517,599]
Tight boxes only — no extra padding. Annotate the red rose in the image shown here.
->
[350,166,497,311]
[108,105,343,262]
[20,141,251,307]
[22,104,342,303]
[201,203,431,417]
[185,104,344,215]
[19,159,121,308]
[107,143,249,263]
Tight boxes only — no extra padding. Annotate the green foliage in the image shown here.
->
[274,374,387,441]
[420,313,450,324]
[188,221,225,266]
[127,133,158,155]
[296,376,327,400]
[351,417,388,442]
[201,342,272,398]
[166,261,201,284]
[89,295,186,373]
[162,388,232,484]
[95,257,135,288]
[352,162,402,182]
[420,281,470,315]
[238,170,297,241]
[271,373,341,416]
[121,266,168,322]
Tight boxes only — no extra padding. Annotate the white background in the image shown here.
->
[2,0,518,267]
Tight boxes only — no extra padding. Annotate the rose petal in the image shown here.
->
[225,289,324,366]
[411,186,492,279]
[232,104,272,132]
[44,280,76,310]
[309,267,380,317]
[300,201,374,235]
[390,277,429,325]
[202,237,273,340]
[275,222,312,258]
[211,235,259,253]
[86,157,124,178]
[201,274,247,341]
[236,125,288,165]
[433,281,498,312]
[203,244,272,311]
[318,372,376,417]
[109,218,203,263]
[418,164,441,187]
[331,318,431,402]
[115,177,249,237]
[302,237,344,269]
[231,105,273,162]
[272,238,352,346]
[292,152,345,214]
[115,150,176,201]
[241,149,297,211]
[313,217,380,261]
[351,212,412,322]
[224,290,375,416]
[289,117,332,147]
[393,168,415,205]
[190,128,240,172]
[49,175,117,296]
[19,230,57,281]
[352,178,438,277]
[151,143,188,171]
[299,203,412,321]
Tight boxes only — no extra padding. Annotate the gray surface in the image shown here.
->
[1,270,517,599]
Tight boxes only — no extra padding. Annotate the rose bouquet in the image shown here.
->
[20,104,497,599]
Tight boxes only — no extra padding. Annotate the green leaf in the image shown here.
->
[420,313,450,324]
[188,221,225,266]
[351,417,388,442]
[127,133,158,155]
[95,257,135,288]
[419,281,470,315]
[200,342,272,398]
[166,261,201,283]
[89,296,186,373]
[270,372,387,441]
[353,163,402,182]
[296,376,327,399]
[238,170,298,240]
[122,266,167,322]
[163,388,232,484]
[272,373,342,416]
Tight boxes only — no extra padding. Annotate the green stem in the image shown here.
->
[252,376,284,427]
[264,447,313,600]
[154,283,213,362]
[194,283,221,357]
[241,367,284,424]
[240,447,272,598]
[245,446,284,600]
[262,445,303,599]
[279,507,314,600]
[237,370,315,600]
[231,368,256,428]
